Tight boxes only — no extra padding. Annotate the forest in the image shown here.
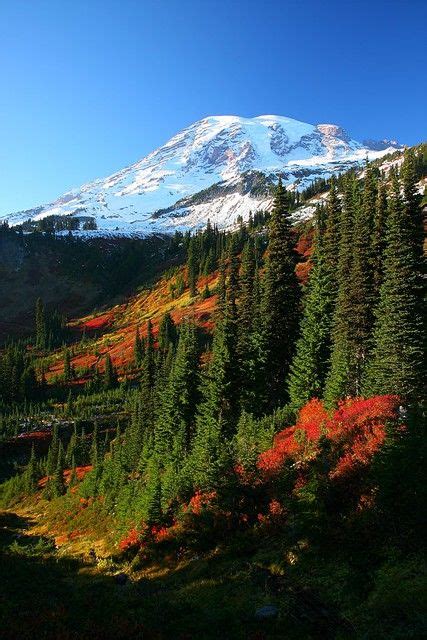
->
[0,147,425,640]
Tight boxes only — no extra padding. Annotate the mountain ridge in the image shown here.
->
[2,114,402,235]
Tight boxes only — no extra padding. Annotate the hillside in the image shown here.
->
[0,150,425,640]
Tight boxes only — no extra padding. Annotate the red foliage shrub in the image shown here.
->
[328,395,400,479]
[258,398,328,475]
[118,527,140,552]
[257,395,401,479]
[185,490,217,515]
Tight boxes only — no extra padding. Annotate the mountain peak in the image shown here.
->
[2,115,402,236]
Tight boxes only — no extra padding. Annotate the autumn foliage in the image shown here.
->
[258,395,401,478]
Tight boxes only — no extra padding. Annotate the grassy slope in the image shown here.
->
[1,497,354,640]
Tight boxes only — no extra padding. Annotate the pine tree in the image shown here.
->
[188,268,242,484]
[187,239,198,297]
[69,455,78,488]
[144,457,162,525]
[216,254,227,314]
[65,390,74,416]
[363,170,424,401]
[237,238,266,414]
[227,239,240,323]
[25,444,38,493]
[201,283,211,299]
[324,175,359,405]
[65,423,77,467]
[134,326,144,366]
[238,237,256,339]
[154,320,199,462]
[158,312,177,352]
[35,298,47,350]
[234,411,259,472]
[64,349,72,382]
[52,441,66,497]
[104,354,117,389]
[261,179,300,409]
[402,147,424,271]
[323,177,341,298]
[372,180,388,296]
[90,421,99,467]
[346,162,377,391]
[288,206,335,410]
[141,319,155,393]
[47,425,59,476]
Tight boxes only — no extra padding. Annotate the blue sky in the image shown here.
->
[1,0,425,213]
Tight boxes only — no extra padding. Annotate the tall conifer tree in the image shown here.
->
[261,179,300,409]
[363,170,424,401]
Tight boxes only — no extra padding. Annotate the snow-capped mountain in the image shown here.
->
[3,115,401,235]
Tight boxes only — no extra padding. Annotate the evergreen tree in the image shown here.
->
[234,411,259,473]
[134,326,144,366]
[238,237,256,340]
[189,307,238,488]
[21,366,38,401]
[363,170,424,401]
[144,457,162,525]
[35,298,47,349]
[261,179,300,409]
[288,206,335,410]
[103,354,118,389]
[187,239,198,297]
[52,441,66,498]
[372,179,388,296]
[324,175,359,405]
[141,319,155,393]
[90,421,99,467]
[47,425,59,476]
[65,424,77,467]
[323,177,341,298]
[64,349,72,382]
[69,456,78,488]
[237,238,265,414]
[154,320,199,462]
[25,444,38,493]
[216,254,227,314]
[158,312,177,352]
[402,147,424,270]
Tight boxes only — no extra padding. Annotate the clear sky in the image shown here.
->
[1,0,426,213]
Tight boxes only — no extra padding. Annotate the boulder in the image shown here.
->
[255,604,279,620]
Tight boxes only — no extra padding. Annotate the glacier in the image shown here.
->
[1,115,401,235]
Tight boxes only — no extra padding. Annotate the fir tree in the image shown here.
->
[90,421,99,467]
[64,349,72,382]
[372,179,388,296]
[154,320,199,462]
[141,319,155,393]
[363,170,424,401]
[288,206,335,410]
[69,456,78,488]
[134,326,144,366]
[47,425,59,476]
[25,444,38,493]
[35,298,47,350]
[158,312,177,352]
[261,178,300,409]
[52,441,66,498]
[103,354,118,389]
[324,175,359,405]
[144,457,162,525]
[187,239,198,297]
[323,177,341,298]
